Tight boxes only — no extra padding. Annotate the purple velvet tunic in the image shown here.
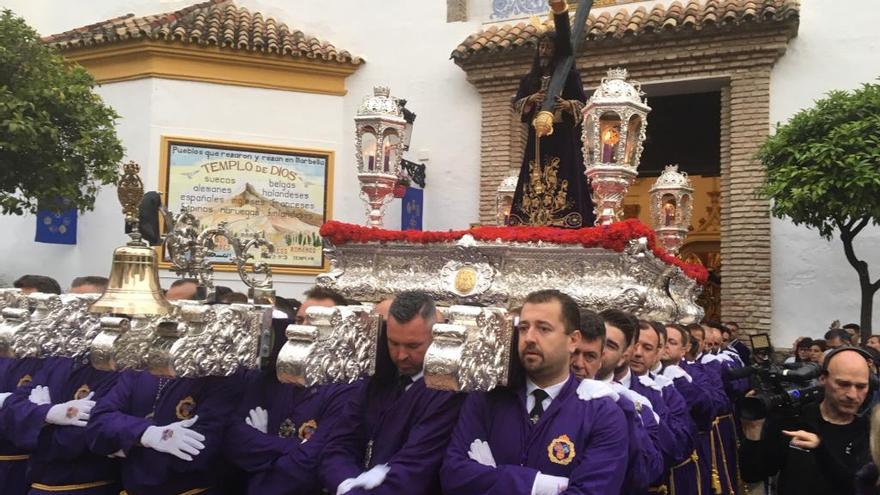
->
[86,370,242,495]
[441,375,629,495]
[223,369,356,494]
[615,388,665,495]
[0,357,44,495]
[319,375,463,495]
[2,356,120,494]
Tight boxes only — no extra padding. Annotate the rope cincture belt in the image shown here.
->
[31,480,114,492]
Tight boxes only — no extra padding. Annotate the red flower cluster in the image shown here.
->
[319,220,709,284]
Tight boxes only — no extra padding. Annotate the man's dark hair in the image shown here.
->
[579,309,605,344]
[686,323,705,338]
[219,292,248,304]
[170,278,199,288]
[843,323,861,332]
[303,286,348,306]
[273,296,301,319]
[825,328,849,341]
[666,323,690,347]
[796,337,814,350]
[812,339,828,352]
[599,309,638,347]
[523,289,580,334]
[213,285,233,299]
[705,320,724,331]
[13,274,61,294]
[640,320,667,345]
[388,291,436,326]
[70,276,109,291]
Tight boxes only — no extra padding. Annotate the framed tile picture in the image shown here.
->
[159,136,334,275]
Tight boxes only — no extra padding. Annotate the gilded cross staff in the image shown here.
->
[533,0,595,137]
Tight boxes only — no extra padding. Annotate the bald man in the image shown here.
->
[741,348,871,495]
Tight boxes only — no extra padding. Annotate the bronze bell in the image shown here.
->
[89,244,173,316]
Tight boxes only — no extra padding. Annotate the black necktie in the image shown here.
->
[529,389,549,424]
[397,374,413,396]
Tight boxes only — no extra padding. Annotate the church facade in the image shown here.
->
[0,0,877,345]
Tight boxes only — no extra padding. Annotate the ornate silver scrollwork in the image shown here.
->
[276,306,380,386]
[425,306,513,392]
[9,293,62,358]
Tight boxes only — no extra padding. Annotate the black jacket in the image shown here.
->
[741,402,869,495]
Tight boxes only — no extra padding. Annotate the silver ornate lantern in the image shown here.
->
[354,86,407,228]
[650,164,694,255]
[495,172,518,226]
[582,68,651,225]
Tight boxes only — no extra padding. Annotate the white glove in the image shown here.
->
[245,407,268,434]
[467,439,497,467]
[652,373,674,389]
[140,416,206,461]
[108,449,127,458]
[45,392,95,427]
[614,385,660,425]
[0,391,11,408]
[336,464,391,495]
[662,365,693,383]
[576,379,619,402]
[532,472,569,495]
[29,385,52,405]
[637,374,663,392]
[357,464,390,489]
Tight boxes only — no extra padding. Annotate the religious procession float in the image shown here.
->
[0,0,707,393]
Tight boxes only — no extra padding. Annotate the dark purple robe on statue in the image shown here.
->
[318,375,463,495]
[441,375,628,495]
[508,9,594,229]
[86,370,242,495]
[0,357,44,495]
[2,356,120,494]
[223,369,356,495]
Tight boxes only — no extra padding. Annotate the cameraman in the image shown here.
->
[740,347,872,495]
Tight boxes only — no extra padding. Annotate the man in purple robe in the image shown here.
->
[223,288,356,495]
[661,323,718,495]
[1,355,119,494]
[86,370,242,495]
[319,290,463,495]
[442,290,628,495]
[571,309,664,494]
[0,356,44,495]
[688,323,739,495]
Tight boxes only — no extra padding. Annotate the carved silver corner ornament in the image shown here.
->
[276,305,380,387]
[424,306,514,392]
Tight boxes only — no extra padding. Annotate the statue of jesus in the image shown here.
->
[507,0,594,228]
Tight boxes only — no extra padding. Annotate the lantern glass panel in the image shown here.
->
[361,128,377,171]
[661,194,676,227]
[382,129,400,173]
[680,194,691,224]
[497,194,513,226]
[624,115,642,165]
[599,113,622,163]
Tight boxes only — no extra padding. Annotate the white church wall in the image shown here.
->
[768,0,880,345]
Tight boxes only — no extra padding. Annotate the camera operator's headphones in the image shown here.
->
[821,346,880,391]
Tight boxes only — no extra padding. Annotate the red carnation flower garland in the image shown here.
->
[319,220,709,285]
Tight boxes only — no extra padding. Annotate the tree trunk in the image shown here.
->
[837,217,879,344]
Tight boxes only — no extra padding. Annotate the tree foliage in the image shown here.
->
[758,82,880,335]
[758,83,880,238]
[0,9,123,215]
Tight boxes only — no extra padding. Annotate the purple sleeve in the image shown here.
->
[224,419,291,472]
[261,384,357,490]
[440,393,539,495]
[565,397,629,494]
[345,391,464,495]
[164,376,241,473]
[32,373,120,461]
[87,371,153,455]
[2,358,63,452]
[618,396,664,492]
[661,385,697,463]
[674,375,715,430]
[319,383,371,491]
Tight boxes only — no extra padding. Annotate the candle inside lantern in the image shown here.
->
[601,125,620,163]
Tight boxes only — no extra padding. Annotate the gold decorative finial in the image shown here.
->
[533,111,555,137]
[117,160,145,245]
